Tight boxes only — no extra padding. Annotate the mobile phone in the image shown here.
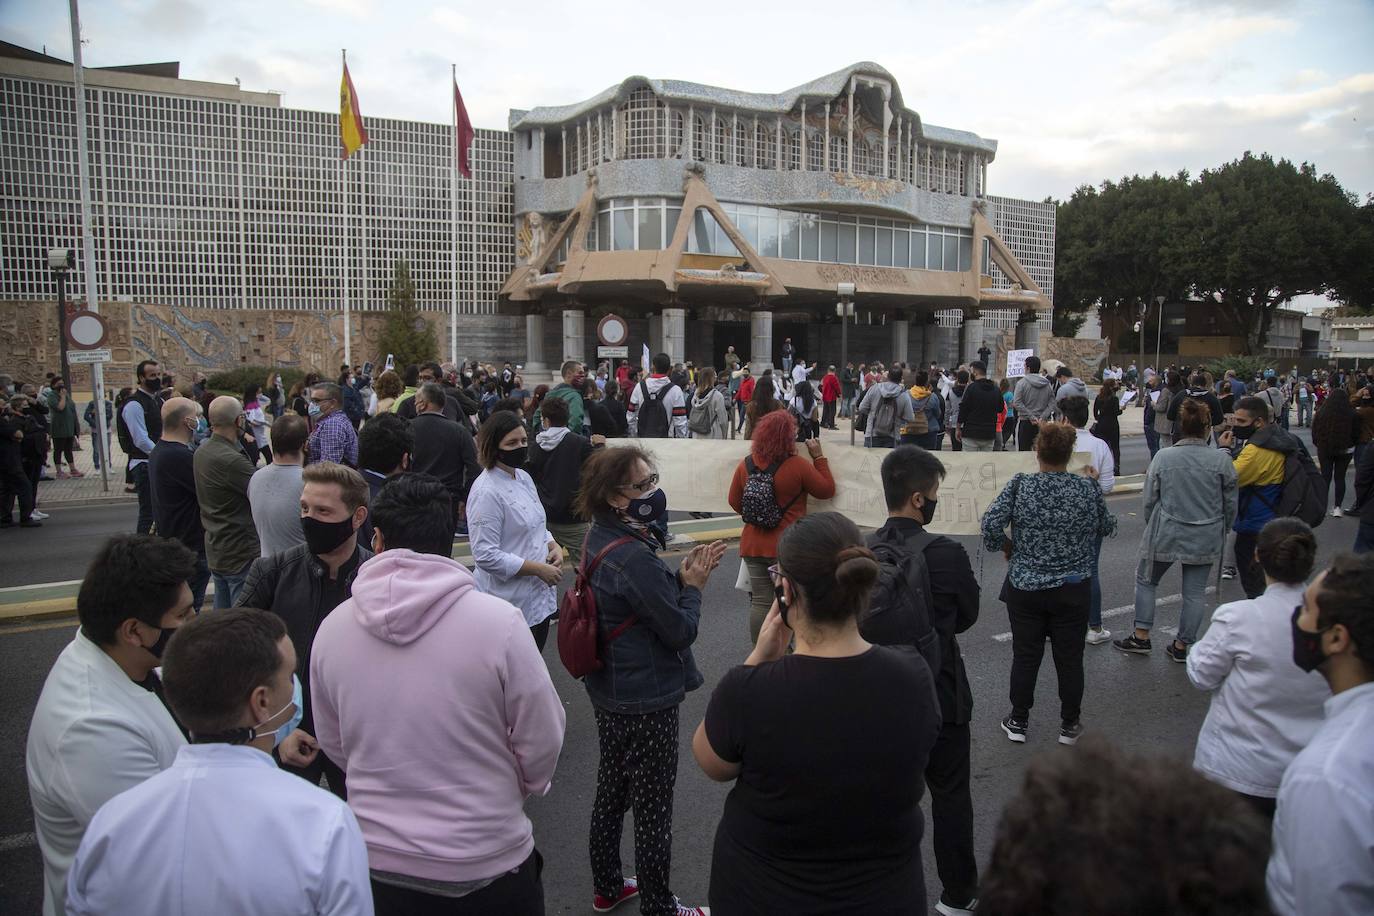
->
[362,361,374,378]
[384,354,395,373]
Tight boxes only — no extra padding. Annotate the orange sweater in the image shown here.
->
[728,454,836,558]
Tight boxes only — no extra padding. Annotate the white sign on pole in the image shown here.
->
[67,348,111,364]
[597,346,629,358]
[1005,348,1033,378]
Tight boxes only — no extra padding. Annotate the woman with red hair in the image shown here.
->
[728,410,835,643]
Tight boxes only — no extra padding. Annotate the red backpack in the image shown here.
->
[557,535,637,679]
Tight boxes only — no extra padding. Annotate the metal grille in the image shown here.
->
[619,88,661,160]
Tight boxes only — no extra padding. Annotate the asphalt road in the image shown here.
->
[1,453,1360,914]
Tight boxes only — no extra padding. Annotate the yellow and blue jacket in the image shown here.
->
[1232,426,1300,533]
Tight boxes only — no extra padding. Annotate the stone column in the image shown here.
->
[750,308,774,374]
[961,314,984,366]
[920,315,939,368]
[661,307,686,365]
[648,314,663,358]
[1016,310,1041,354]
[524,312,547,374]
[561,308,585,367]
[891,318,909,366]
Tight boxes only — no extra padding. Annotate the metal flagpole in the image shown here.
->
[450,64,459,365]
[68,0,109,492]
[341,49,351,369]
[470,132,478,319]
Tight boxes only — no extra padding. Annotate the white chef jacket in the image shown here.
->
[466,466,557,627]
[66,743,373,915]
[26,629,186,916]
[1073,426,1115,494]
[1186,582,1329,797]
[1267,682,1374,916]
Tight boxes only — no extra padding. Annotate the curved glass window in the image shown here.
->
[588,198,683,251]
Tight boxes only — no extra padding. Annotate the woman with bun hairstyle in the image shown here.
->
[1186,518,1329,820]
[692,511,941,915]
[1114,397,1238,662]
[982,422,1117,747]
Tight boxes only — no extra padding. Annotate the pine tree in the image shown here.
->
[375,259,437,370]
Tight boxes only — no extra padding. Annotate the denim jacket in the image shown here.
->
[582,515,705,715]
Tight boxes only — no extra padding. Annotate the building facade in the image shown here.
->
[1,46,1053,379]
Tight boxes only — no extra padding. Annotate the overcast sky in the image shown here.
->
[4,0,1371,204]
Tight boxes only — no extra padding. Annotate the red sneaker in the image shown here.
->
[593,877,639,912]
[68,469,85,478]
[675,904,710,915]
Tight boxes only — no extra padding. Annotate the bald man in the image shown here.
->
[192,397,260,608]
[148,398,211,610]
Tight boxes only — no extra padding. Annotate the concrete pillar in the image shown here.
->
[1016,310,1041,354]
[750,309,774,374]
[524,313,547,374]
[648,314,663,358]
[661,307,686,364]
[961,315,984,366]
[891,318,909,366]
[561,308,585,367]
[920,316,939,368]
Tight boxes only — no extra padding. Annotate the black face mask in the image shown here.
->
[919,497,938,526]
[142,623,175,659]
[301,514,357,556]
[499,447,527,470]
[142,377,161,393]
[1232,424,1256,441]
[1291,606,1329,673]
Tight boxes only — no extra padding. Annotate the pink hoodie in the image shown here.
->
[309,549,566,883]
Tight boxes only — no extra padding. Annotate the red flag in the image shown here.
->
[453,81,475,178]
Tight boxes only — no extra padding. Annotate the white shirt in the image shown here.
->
[466,467,557,627]
[1186,583,1329,796]
[1267,682,1374,916]
[66,743,373,916]
[26,630,186,916]
[1073,427,1115,494]
[791,363,813,385]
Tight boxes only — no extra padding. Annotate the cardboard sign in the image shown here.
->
[1005,349,1033,378]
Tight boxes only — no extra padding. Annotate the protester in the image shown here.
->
[781,336,795,374]
[688,366,729,439]
[307,382,359,467]
[354,412,411,550]
[121,360,165,534]
[728,410,835,644]
[45,377,81,478]
[840,361,859,420]
[1166,371,1225,433]
[467,411,562,650]
[243,383,272,464]
[981,422,1117,745]
[1010,356,1054,451]
[999,377,1015,449]
[1153,370,1182,448]
[1311,386,1361,518]
[694,512,941,913]
[573,445,724,916]
[733,366,755,434]
[528,396,602,565]
[1059,395,1117,644]
[371,370,403,416]
[193,396,261,608]
[310,472,565,915]
[148,397,211,610]
[1,394,40,528]
[1114,398,1237,660]
[1092,378,1123,472]
[1267,552,1374,915]
[956,361,1000,452]
[869,446,980,916]
[1186,518,1327,820]
[903,370,945,451]
[629,353,689,438]
[978,737,1271,916]
[247,414,310,557]
[533,360,589,434]
[743,373,785,440]
[787,375,820,440]
[64,608,373,915]
[857,367,914,449]
[582,378,617,439]
[26,534,196,916]
[409,382,480,529]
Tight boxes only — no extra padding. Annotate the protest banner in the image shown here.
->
[613,438,1088,537]
[1005,348,1033,378]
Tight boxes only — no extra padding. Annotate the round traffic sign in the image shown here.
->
[597,313,628,347]
[65,310,109,349]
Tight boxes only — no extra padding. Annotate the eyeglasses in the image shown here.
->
[767,563,783,585]
[309,396,333,405]
[620,472,659,492]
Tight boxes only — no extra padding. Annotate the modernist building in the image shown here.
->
[1,44,1052,377]
[501,64,1052,371]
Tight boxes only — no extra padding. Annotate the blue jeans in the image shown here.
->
[867,435,895,449]
[211,561,252,610]
[1134,559,1210,644]
[1355,521,1374,554]
[1297,400,1311,425]
[1089,536,1103,628]
[783,357,794,374]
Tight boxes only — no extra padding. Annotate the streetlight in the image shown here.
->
[50,248,75,391]
[1154,295,1166,374]
[837,282,856,445]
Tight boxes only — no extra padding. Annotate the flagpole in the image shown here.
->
[450,64,459,366]
[341,48,351,369]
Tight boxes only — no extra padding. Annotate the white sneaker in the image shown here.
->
[936,899,978,916]
[1085,627,1112,646]
[30,510,49,520]
[665,532,697,548]
[1332,507,1344,518]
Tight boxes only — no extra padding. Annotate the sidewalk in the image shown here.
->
[31,436,134,508]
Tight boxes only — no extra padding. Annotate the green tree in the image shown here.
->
[1329,195,1374,314]
[375,259,437,370]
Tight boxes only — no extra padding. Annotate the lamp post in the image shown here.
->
[1154,295,1166,374]
[50,248,75,391]
[837,282,856,445]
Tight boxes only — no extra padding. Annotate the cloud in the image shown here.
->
[301,0,374,16]
[132,0,208,37]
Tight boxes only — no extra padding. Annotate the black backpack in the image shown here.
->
[740,456,801,529]
[637,379,674,438]
[1251,440,1326,529]
[861,525,941,677]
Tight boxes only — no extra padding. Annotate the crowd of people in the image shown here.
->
[10,343,1374,916]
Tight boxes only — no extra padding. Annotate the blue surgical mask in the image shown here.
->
[626,487,668,523]
[254,674,303,749]
[307,403,322,418]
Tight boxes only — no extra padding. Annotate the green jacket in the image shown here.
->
[536,383,586,433]
[46,389,78,438]
[192,435,260,573]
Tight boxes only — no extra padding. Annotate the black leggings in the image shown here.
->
[1320,452,1353,509]
[51,436,76,467]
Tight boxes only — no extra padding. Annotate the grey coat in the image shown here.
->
[1140,438,1238,565]
[1153,387,1176,435]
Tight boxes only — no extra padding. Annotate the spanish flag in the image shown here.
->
[339,62,368,159]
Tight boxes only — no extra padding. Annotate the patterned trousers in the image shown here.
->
[589,705,680,915]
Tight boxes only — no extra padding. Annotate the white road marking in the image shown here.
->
[990,587,1217,642]
[0,831,35,852]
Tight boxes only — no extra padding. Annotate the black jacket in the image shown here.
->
[957,377,1003,441]
[873,517,978,725]
[235,542,372,733]
[1355,439,1374,523]
[586,399,618,438]
[398,389,478,432]
[1167,387,1224,428]
[409,412,481,510]
[148,440,205,552]
[527,431,595,524]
